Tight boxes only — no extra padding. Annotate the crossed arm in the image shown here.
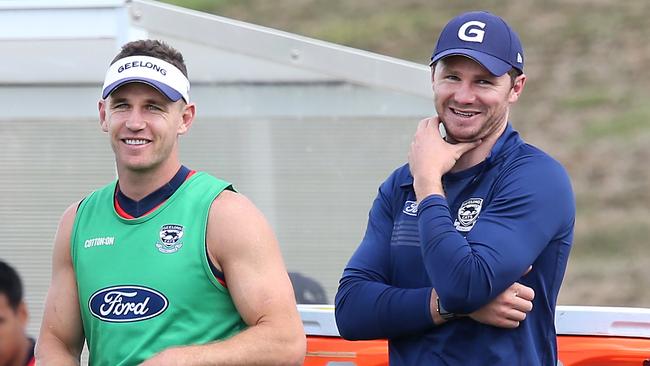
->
[335,175,534,340]
[409,118,573,313]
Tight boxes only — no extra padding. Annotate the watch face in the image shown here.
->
[437,296,457,320]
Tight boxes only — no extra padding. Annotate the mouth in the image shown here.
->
[450,107,480,118]
[122,138,151,146]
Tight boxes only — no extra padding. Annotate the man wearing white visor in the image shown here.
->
[36,39,305,365]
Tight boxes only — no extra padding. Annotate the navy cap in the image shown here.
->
[430,11,524,76]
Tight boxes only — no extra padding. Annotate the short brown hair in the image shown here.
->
[111,39,188,77]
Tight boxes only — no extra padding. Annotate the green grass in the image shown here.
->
[583,105,650,140]
[574,225,648,258]
[560,91,614,110]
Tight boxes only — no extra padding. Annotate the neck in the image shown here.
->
[451,121,507,172]
[8,336,31,366]
[117,160,182,201]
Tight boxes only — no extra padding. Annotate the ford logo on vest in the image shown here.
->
[89,285,168,322]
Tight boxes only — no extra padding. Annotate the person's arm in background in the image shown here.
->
[141,190,305,366]
[335,170,536,340]
[35,203,85,365]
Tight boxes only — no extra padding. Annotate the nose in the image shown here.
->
[453,82,476,104]
[124,109,146,131]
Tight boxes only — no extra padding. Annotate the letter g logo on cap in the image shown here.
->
[458,21,486,43]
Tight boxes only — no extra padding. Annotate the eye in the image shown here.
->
[476,79,493,85]
[445,74,460,81]
[112,103,129,110]
[146,104,164,111]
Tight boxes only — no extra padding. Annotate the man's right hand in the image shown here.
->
[469,282,535,328]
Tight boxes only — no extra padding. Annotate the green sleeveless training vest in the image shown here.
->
[71,172,247,366]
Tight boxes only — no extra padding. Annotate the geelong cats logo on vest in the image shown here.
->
[89,286,168,322]
[454,198,483,232]
[156,224,184,254]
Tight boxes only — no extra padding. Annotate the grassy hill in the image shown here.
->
[162,0,650,306]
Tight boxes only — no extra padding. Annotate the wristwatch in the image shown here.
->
[437,296,459,321]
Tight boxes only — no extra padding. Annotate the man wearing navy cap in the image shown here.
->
[36,39,305,365]
[336,11,574,365]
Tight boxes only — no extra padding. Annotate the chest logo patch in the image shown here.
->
[454,198,483,232]
[402,200,419,217]
[156,224,184,254]
[89,285,168,322]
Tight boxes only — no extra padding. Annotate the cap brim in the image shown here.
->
[430,49,512,76]
[102,77,183,102]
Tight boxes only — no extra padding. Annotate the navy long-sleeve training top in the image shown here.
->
[335,124,575,365]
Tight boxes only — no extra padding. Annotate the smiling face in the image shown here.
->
[98,83,195,177]
[432,56,525,143]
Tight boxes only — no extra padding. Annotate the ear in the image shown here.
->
[98,99,109,132]
[16,300,28,327]
[508,73,527,103]
[177,102,196,136]
[430,65,437,86]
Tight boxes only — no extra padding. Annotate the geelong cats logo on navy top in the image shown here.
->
[89,285,168,322]
[454,198,483,232]
[156,224,184,254]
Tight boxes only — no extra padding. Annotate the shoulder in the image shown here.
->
[193,171,232,188]
[392,163,413,183]
[505,144,572,185]
[206,190,279,268]
[51,201,83,264]
[364,163,414,219]
[207,190,272,246]
[497,145,575,213]
[378,163,412,192]
[59,201,81,233]
[210,189,259,217]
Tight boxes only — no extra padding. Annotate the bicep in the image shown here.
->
[38,203,85,357]
[207,191,299,328]
[467,159,574,283]
[422,158,574,312]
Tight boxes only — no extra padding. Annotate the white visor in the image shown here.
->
[102,55,190,102]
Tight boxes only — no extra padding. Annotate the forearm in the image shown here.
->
[418,193,545,314]
[140,311,304,366]
[417,194,497,313]
[35,335,82,366]
[154,322,304,366]
[335,271,434,340]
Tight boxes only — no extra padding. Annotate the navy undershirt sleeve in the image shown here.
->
[417,156,575,313]
[335,173,434,340]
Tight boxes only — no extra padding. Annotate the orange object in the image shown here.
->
[304,335,650,366]
[301,305,650,365]
[557,335,650,366]
[305,336,388,366]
